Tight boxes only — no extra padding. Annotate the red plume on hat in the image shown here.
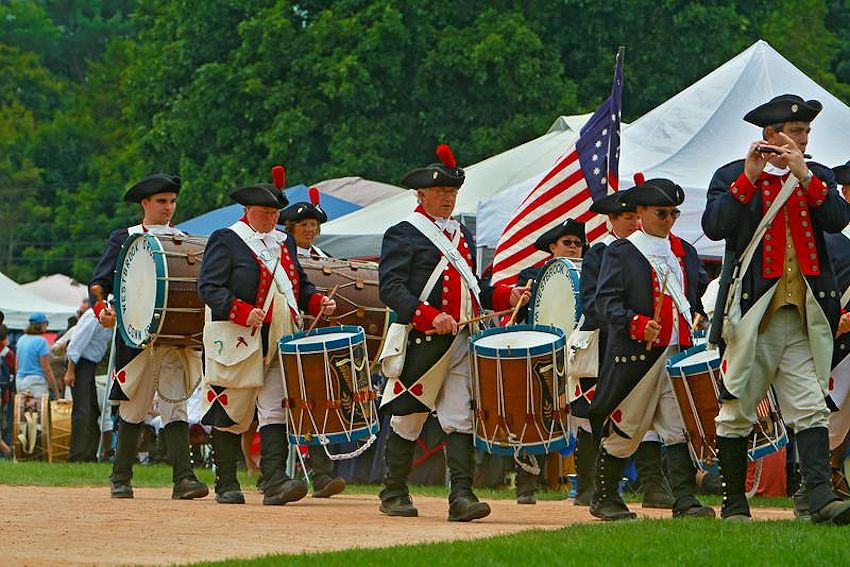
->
[435,144,456,169]
[309,186,320,205]
[271,165,286,189]
[633,172,646,186]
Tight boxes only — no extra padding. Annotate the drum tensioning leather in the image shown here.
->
[529,257,582,334]
[666,343,787,471]
[298,258,390,367]
[49,399,73,462]
[470,325,569,456]
[12,393,50,462]
[279,325,379,460]
[114,233,207,349]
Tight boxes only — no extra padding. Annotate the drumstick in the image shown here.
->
[307,283,341,333]
[507,281,533,327]
[645,274,669,351]
[424,308,516,335]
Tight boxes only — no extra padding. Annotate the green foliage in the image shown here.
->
[1,0,850,282]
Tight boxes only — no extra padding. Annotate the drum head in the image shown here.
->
[115,234,166,348]
[666,344,720,375]
[529,258,582,333]
[279,325,366,353]
[471,324,565,357]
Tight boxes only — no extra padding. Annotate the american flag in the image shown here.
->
[490,48,624,286]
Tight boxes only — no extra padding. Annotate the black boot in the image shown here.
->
[110,418,141,498]
[793,483,810,520]
[446,433,491,522]
[212,428,244,504]
[665,443,715,518]
[797,427,850,525]
[573,428,597,506]
[163,421,209,500]
[515,453,539,505]
[260,424,307,505]
[308,444,346,498]
[717,436,751,521]
[634,440,674,509]
[378,430,419,517]
[589,448,636,520]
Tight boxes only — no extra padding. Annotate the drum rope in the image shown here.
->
[680,364,709,461]
[150,345,201,404]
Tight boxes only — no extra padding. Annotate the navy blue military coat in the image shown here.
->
[587,237,704,435]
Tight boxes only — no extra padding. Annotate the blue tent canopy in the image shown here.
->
[176,184,362,236]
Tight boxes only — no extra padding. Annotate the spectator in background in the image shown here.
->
[0,319,16,456]
[15,313,60,399]
[65,307,112,462]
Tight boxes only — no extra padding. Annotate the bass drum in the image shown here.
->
[12,393,50,461]
[114,233,207,349]
[529,257,582,334]
[299,258,390,366]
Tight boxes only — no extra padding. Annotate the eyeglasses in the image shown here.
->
[561,238,584,247]
[653,209,681,221]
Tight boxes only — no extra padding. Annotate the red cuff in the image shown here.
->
[307,293,325,318]
[412,302,441,332]
[229,299,254,327]
[729,172,758,205]
[628,314,652,342]
[93,301,107,321]
[491,285,513,312]
[804,175,828,208]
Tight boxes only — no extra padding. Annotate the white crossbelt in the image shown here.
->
[229,221,300,324]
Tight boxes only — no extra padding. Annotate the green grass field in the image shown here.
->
[5,460,832,566]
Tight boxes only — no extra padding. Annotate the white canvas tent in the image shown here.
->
[312,176,406,208]
[21,274,88,308]
[477,40,850,258]
[316,114,592,258]
[0,271,77,330]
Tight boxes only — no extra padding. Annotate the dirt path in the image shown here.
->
[0,486,793,566]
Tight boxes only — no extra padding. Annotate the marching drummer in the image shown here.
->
[198,180,336,505]
[588,178,714,520]
[512,218,586,505]
[280,187,330,259]
[89,174,209,500]
[377,144,527,521]
[703,95,850,524]
[281,188,347,499]
[574,186,674,510]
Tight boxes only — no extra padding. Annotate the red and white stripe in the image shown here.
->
[490,149,612,286]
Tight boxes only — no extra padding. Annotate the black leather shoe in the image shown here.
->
[215,490,246,504]
[810,500,850,525]
[313,477,346,498]
[448,495,491,522]
[642,488,675,509]
[379,494,419,517]
[263,479,308,505]
[673,503,716,518]
[110,483,134,499]
[172,477,210,500]
[590,496,636,521]
[516,493,537,505]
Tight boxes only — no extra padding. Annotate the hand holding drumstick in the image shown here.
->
[645,275,669,351]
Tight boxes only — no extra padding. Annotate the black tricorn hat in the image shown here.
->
[280,202,328,223]
[590,188,637,215]
[623,178,685,207]
[401,144,465,189]
[834,161,850,185]
[534,218,586,252]
[743,94,822,127]
[123,174,182,203]
[230,183,289,209]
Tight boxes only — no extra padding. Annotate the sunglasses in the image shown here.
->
[653,209,681,221]
[561,238,584,247]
